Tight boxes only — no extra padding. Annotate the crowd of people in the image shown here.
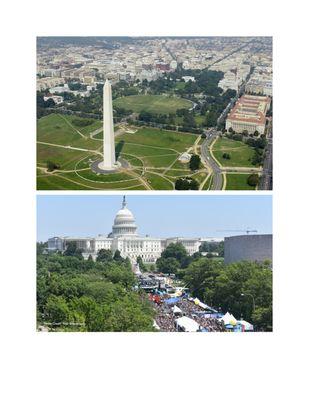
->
[153,297,226,332]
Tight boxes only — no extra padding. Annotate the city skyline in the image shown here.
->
[37,195,272,241]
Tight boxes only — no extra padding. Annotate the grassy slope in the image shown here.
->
[37,115,198,190]
[113,95,192,114]
[225,173,256,190]
[212,137,255,167]
[116,127,196,152]
[37,114,101,150]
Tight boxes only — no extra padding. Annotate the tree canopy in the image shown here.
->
[183,258,272,331]
[37,252,155,332]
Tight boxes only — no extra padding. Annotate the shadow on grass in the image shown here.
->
[115,140,125,160]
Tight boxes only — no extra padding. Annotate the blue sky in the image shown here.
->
[37,195,272,241]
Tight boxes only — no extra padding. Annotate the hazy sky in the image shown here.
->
[37,195,272,241]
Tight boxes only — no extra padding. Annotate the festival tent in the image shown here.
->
[193,298,201,305]
[172,305,183,315]
[175,316,200,332]
[164,297,180,305]
[220,312,238,326]
[203,313,224,319]
[153,320,160,330]
[198,301,218,313]
[237,320,254,331]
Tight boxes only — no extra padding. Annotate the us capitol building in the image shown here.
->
[48,196,208,263]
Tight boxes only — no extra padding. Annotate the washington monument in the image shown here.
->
[98,79,118,170]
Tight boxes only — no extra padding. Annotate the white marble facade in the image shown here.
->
[48,197,202,263]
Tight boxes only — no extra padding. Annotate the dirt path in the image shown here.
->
[58,114,85,138]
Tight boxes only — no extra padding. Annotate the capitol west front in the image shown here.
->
[48,197,203,263]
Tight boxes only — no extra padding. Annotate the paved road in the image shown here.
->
[207,39,255,69]
[259,121,273,190]
[200,130,223,190]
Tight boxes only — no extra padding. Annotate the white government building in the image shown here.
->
[48,197,216,263]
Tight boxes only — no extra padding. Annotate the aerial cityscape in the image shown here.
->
[37,195,272,332]
[37,36,273,190]
[36,36,273,333]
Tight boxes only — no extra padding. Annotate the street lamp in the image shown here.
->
[241,293,255,312]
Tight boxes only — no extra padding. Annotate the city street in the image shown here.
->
[259,121,273,190]
[200,130,223,190]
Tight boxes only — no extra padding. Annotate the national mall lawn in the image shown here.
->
[37,113,208,190]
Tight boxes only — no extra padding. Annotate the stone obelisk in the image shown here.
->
[100,79,116,170]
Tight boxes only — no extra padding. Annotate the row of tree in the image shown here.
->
[37,249,155,332]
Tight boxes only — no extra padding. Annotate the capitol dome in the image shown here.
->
[111,196,138,237]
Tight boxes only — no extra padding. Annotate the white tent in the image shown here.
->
[172,305,183,315]
[198,301,218,313]
[175,316,200,332]
[153,320,160,330]
[220,312,238,326]
[238,320,254,331]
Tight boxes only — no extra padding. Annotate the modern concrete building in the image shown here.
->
[48,197,203,264]
[224,234,272,265]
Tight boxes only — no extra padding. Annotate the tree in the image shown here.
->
[184,259,272,330]
[184,258,221,302]
[46,160,60,172]
[247,174,259,187]
[37,252,154,332]
[190,179,199,190]
[96,249,113,262]
[161,242,187,263]
[45,295,71,323]
[183,112,196,128]
[113,249,123,262]
[102,293,155,332]
[156,257,180,275]
[189,154,201,171]
[37,241,47,255]
[175,177,199,190]
[222,153,231,160]
[252,305,272,331]
[136,256,145,271]
[45,98,56,108]
[63,242,83,259]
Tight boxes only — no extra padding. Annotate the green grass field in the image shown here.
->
[212,137,255,167]
[175,115,205,127]
[36,114,201,190]
[113,95,192,114]
[225,173,257,190]
[37,114,101,150]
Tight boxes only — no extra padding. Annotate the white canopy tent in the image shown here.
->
[220,312,237,326]
[238,320,254,331]
[172,305,183,315]
[175,316,200,332]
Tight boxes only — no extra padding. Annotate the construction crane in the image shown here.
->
[217,228,258,235]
